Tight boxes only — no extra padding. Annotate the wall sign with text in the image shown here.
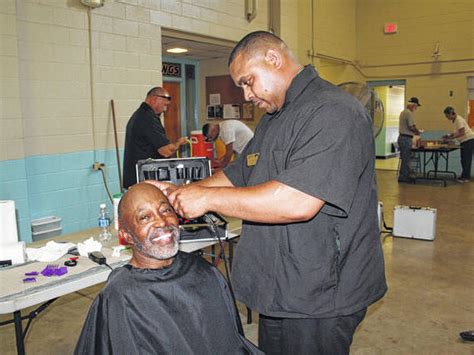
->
[162,62,181,77]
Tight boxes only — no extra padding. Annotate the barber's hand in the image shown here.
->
[144,180,178,197]
[168,185,210,219]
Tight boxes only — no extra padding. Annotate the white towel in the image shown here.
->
[26,241,76,262]
[77,237,102,257]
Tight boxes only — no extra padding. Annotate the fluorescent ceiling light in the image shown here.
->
[166,47,188,54]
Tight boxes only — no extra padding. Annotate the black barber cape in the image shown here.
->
[75,252,261,355]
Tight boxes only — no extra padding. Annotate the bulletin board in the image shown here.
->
[205,75,254,120]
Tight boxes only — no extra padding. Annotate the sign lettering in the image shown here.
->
[162,62,181,77]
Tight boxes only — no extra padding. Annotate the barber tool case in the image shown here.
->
[136,157,211,185]
[136,158,227,243]
[392,205,437,241]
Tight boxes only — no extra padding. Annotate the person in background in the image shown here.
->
[123,87,188,189]
[74,183,261,354]
[397,97,423,183]
[150,31,387,355]
[442,106,474,183]
[203,120,254,168]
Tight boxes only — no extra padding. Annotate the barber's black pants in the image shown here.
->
[258,308,367,355]
[460,139,474,180]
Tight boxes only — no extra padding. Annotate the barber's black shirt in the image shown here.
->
[224,65,387,318]
[123,102,169,188]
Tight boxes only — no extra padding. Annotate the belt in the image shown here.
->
[399,134,413,138]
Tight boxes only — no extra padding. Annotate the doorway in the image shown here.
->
[368,80,406,159]
[161,33,234,142]
[468,76,474,127]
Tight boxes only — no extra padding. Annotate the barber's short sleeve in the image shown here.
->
[275,104,369,217]
[223,139,252,187]
[454,117,463,131]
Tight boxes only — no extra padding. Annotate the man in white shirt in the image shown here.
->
[203,120,254,168]
[443,106,474,182]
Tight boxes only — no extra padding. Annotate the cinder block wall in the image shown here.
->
[304,0,365,85]
[2,0,472,242]
[0,0,270,242]
[356,0,474,130]
[1,0,30,240]
[356,0,474,176]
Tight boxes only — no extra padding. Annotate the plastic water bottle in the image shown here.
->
[98,203,112,241]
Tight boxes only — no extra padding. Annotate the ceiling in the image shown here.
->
[162,36,233,61]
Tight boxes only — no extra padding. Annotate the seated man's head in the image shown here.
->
[118,183,180,268]
[203,123,220,142]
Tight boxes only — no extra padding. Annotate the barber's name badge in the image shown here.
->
[246,153,259,167]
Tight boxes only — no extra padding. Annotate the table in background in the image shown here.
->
[0,219,242,355]
[412,141,460,186]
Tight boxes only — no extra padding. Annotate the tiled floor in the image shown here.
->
[375,157,399,171]
[1,170,473,354]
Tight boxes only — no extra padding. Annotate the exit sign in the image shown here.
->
[384,23,398,34]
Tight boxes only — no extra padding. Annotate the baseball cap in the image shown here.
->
[408,97,421,106]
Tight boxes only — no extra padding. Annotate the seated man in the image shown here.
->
[75,183,260,354]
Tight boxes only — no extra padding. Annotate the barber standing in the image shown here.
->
[123,87,188,189]
[150,31,387,354]
[397,97,422,183]
[442,106,474,183]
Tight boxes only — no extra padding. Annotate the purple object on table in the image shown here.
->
[23,277,36,283]
[55,266,68,276]
[25,271,39,276]
[41,265,56,277]
[41,264,68,277]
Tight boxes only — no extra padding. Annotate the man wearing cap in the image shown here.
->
[203,120,254,168]
[123,87,188,189]
[398,97,422,183]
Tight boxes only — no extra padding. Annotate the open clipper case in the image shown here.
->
[136,158,227,242]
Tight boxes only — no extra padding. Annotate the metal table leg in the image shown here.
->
[14,311,25,355]
[0,298,59,355]
[211,244,216,263]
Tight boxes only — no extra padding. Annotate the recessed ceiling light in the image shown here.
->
[166,47,188,54]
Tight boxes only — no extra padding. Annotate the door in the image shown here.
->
[368,80,406,157]
[468,77,474,127]
[163,82,181,143]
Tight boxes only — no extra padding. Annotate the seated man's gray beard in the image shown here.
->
[131,225,180,260]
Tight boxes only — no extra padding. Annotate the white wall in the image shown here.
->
[0,0,271,161]
[0,0,23,160]
[357,0,474,130]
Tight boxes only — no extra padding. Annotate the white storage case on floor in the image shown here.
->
[393,205,436,241]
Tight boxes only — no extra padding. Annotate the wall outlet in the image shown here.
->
[92,162,105,171]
